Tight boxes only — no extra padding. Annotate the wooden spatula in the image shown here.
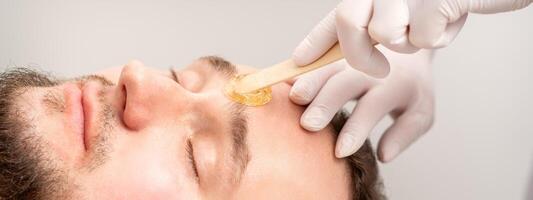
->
[234,43,344,94]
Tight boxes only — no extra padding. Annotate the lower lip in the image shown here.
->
[63,84,86,150]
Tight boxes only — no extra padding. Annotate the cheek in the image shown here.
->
[81,142,200,199]
[108,174,177,199]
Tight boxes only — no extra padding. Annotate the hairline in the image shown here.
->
[330,110,385,200]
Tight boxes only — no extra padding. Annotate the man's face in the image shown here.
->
[13,57,350,199]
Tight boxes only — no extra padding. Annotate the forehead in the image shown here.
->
[235,81,351,198]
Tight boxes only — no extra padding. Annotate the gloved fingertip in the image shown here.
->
[292,51,311,67]
[292,41,318,67]
[389,35,408,45]
[373,53,391,79]
[431,34,451,49]
[335,134,357,158]
[300,107,329,131]
[410,33,449,49]
[289,79,313,105]
[379,142,400,163]
[289,86,310,105]
[385,36,421,54]
[301,117,326,132]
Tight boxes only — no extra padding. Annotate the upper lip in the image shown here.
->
[81,81,97,152]
[65,80,98,153]
[64,82,87,152]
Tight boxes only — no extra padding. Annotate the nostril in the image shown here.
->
[122,85,127,111]
[116,61,154,131]
[112,81,128,129]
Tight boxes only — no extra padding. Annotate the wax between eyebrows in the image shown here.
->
[224,74,272,106]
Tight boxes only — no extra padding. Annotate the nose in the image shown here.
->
[117,60,190,130]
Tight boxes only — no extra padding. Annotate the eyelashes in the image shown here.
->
[186,139,199,180]
[170,69,180,84]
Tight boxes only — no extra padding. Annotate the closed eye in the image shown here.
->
[186,139,199,181]
[169,69,180,84]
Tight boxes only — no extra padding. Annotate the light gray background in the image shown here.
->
[1,0,531,199]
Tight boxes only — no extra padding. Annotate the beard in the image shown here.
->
[0,68,116,199]
[0,68,66,199]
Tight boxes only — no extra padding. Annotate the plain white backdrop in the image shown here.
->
[1,1,531,199]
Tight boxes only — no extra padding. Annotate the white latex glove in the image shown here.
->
[289,48,435,161]
[293,0,531,77]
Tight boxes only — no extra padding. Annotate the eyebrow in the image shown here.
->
[226,103,250,184]
[198,56,250,185]
[199,56,238,78]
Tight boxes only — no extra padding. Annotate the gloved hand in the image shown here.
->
[293,0,531,77]
[289,48,435,161]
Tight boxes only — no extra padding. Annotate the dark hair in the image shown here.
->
[0,68,66,200]
[331,111,385,200]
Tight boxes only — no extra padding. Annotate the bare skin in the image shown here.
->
[14,58,351,199]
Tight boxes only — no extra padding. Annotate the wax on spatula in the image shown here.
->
[224,43,343,106]
[224,74,272,106]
